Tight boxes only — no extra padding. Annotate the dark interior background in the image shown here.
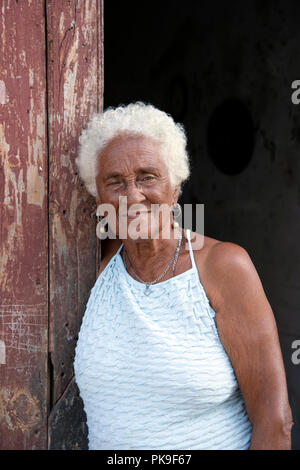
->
[104,0,300,449]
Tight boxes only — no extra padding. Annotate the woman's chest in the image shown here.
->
[74,288,238,409]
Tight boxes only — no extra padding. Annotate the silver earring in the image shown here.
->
[171,202,182,229]
[96,217,108,239]
[96,205,108,239]
[172,202,182,218]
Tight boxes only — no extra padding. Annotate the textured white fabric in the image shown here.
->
[74,229,253,450]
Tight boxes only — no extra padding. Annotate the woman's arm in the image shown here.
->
[205,242,294,450]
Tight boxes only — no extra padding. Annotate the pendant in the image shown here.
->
[144,283,151,295]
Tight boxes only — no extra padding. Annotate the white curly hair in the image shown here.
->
[75,101,190,199]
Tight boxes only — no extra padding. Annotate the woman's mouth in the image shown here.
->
[123,211,150,220]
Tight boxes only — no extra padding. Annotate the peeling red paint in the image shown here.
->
[47,0,103,409]
[0,0,103,449]
[0,0,48,450]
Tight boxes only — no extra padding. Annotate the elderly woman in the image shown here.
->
[74,102,293,450]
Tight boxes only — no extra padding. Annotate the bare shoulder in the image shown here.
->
[97,237,122,278]
[188,229,225,269]
[208,240,266,312]
[206,238,253,270]
[190,230,257,310]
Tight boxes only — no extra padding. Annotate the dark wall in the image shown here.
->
[105,0,300,449]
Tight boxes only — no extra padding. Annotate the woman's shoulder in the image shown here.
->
[190,229,253,307]
[190,229,249,261]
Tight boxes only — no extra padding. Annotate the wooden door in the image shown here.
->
[0,0,103,450]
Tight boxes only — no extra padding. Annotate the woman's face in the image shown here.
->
[95,133,178,240]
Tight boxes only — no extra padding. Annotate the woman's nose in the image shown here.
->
[123,181,145,205]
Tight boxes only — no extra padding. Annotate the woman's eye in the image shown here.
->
[142,175,154,181]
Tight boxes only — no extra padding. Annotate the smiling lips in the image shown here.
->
[123,211,150,219]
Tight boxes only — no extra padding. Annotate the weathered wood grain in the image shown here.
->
[48,376,88,450]
[46,0,103,418]
[0,0,103,449]
[0,0,48,449]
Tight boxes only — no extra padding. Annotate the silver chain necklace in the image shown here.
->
[122,229,182,295]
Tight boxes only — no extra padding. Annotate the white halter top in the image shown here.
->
[74,229,252,449]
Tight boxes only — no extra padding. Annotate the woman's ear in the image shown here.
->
[172,186,180,206]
